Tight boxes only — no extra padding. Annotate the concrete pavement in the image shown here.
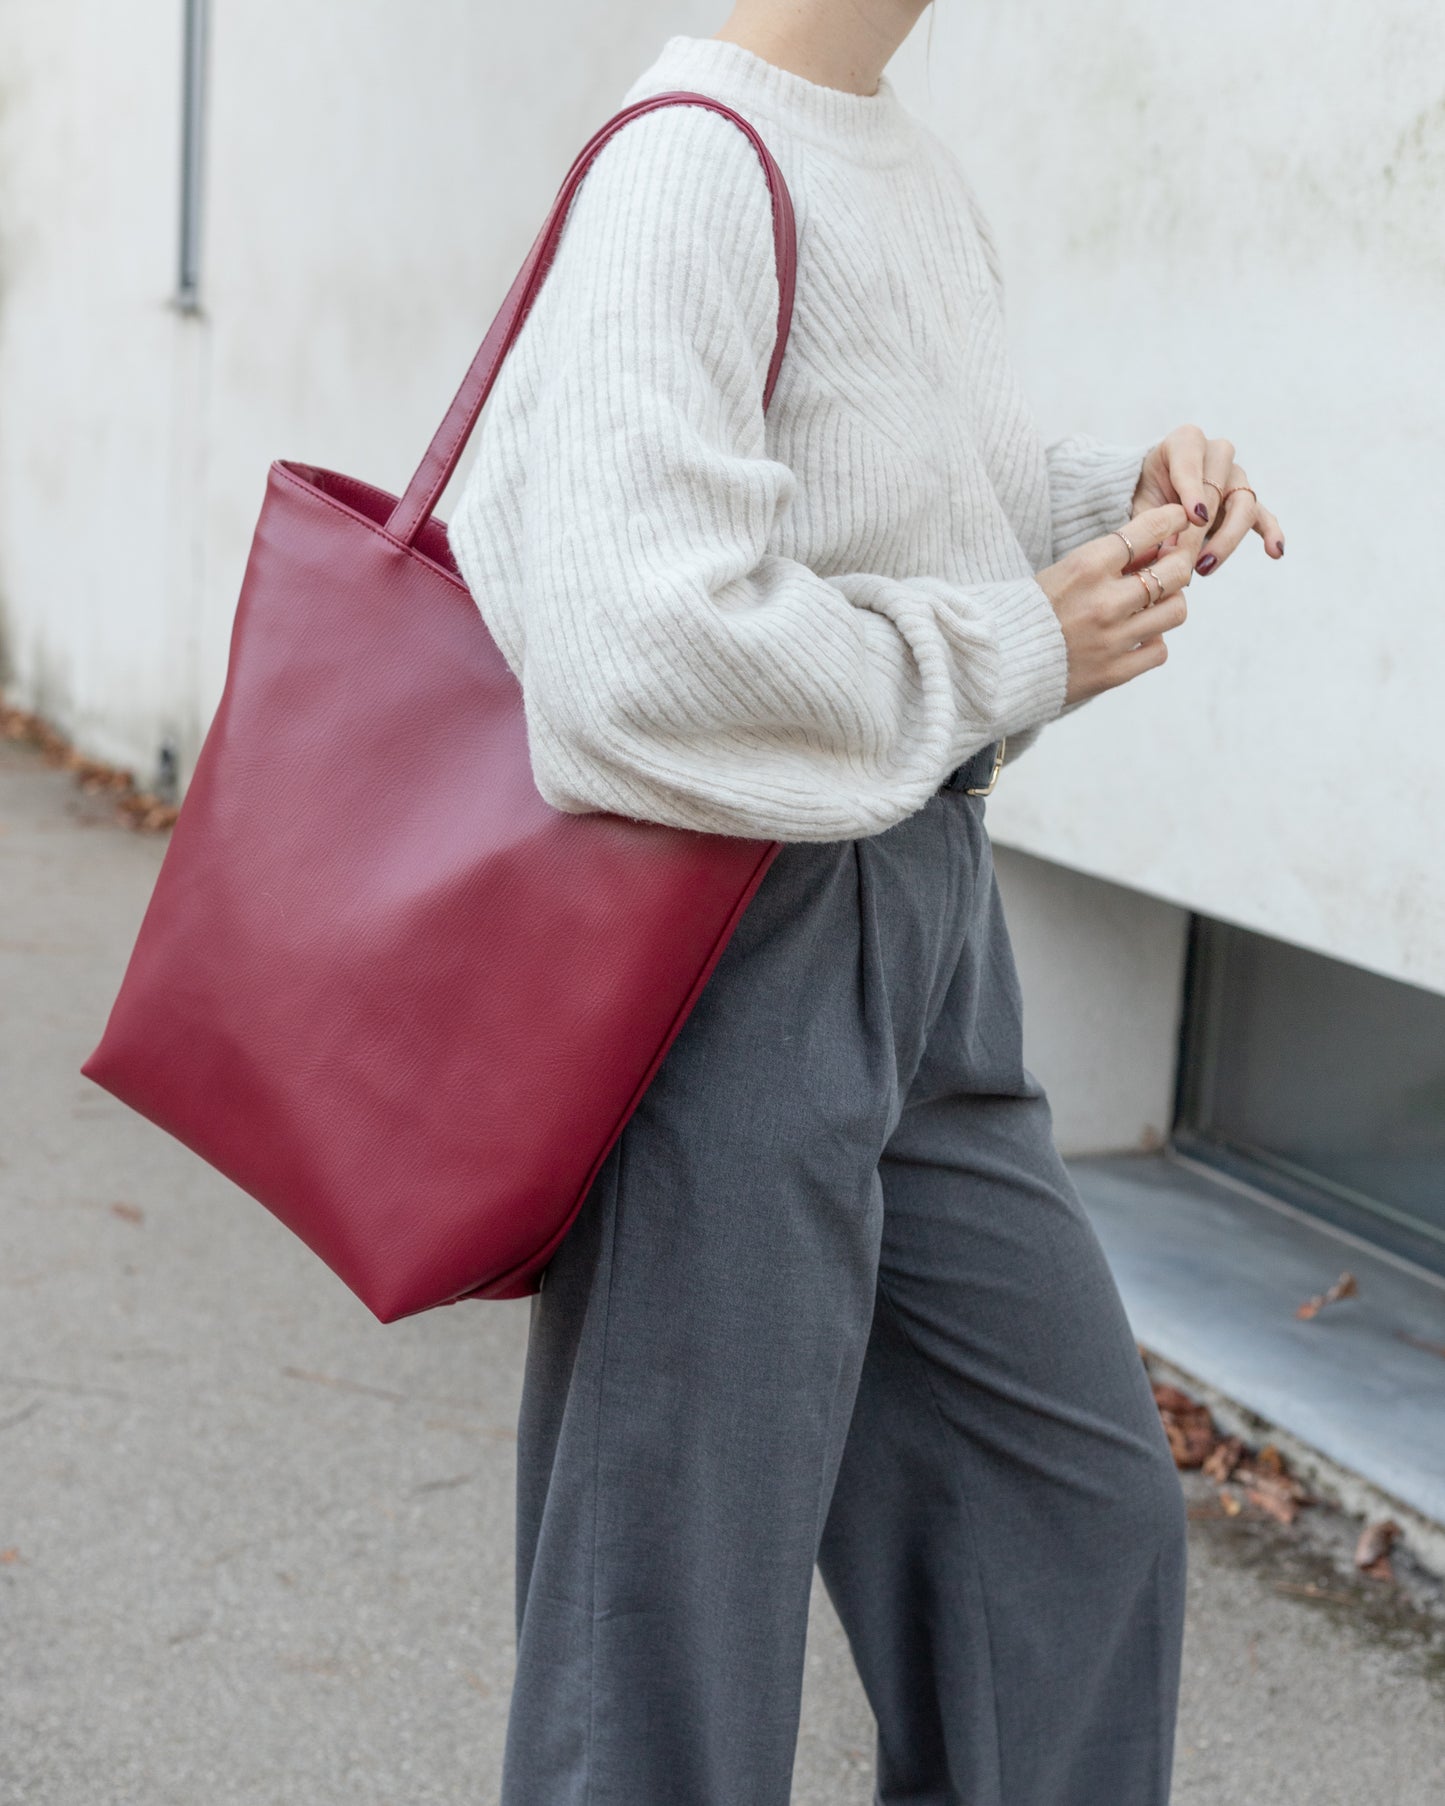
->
[3,733,1443,1804]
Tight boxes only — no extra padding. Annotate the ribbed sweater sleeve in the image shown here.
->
[448,105,1070,842]
[1045,433,1152,562]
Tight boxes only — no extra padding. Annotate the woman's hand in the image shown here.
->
[1035,502,1195,707]
[1133,423,1285,576]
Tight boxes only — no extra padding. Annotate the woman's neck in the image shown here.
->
[711,0,931,99]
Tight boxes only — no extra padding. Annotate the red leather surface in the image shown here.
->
[80,95,793,1322]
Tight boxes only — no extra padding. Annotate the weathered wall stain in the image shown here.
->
[1058,93,1445,287]
[933,0,1445,995]
[959,2,1445,289]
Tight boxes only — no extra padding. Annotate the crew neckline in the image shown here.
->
[624,33,922,166]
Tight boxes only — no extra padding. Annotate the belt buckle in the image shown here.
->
[964,734,1007,796]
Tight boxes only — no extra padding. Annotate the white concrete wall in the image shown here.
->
[898,1,1445,1000]
[0,1,186,773]
[3,2,1439,1012]
[0,0,721,783]
[190,0,725,747]
[991,845,1190,1156]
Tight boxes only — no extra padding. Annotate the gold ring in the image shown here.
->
[1136,568,1164,607]
[1222,484,1257,506]
[1111,528,1135,569]
[1202,479,1223,499]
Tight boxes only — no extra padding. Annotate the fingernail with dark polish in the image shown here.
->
[1275,538,1285,556]
[1194,502,1210,521]
[1196,553,1218,574]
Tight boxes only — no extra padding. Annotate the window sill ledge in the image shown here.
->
[1070,1150,1445,1532]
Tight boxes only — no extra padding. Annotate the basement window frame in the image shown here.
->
[1173,911,1445,1282]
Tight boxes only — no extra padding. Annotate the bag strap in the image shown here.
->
[385,90,798,548]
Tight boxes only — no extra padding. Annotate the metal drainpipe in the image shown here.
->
[176,0,210,313]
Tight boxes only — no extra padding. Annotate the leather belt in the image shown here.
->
[940,735,1007,797]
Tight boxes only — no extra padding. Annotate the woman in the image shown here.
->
[448,4,1283,1801]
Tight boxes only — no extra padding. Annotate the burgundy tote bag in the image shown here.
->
[81,92,796,1323]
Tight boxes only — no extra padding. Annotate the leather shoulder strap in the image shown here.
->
[385,90,798,547]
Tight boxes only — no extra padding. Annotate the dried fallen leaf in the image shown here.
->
[1152,1382,1217,1468]
[1244,1480,1301,1525]
[1154,1383,1199,1412]
[1228,1452,1307,1509]
[1203,1435,1247,1482]
[1,705,176,832]
[1354,1518,1400,1572]
[117,793,180,832]
[110,1202,145,1225]
[1239,1445,1312,1504]
[0,1547,21,1564]
[1296,1271,1358,1320]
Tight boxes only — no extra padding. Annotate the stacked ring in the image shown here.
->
[1136,568,1164,607]
[1111,528,1135,570]
[1222,484,1257,505]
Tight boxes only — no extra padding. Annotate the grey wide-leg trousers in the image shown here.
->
[499,743,1188,1806]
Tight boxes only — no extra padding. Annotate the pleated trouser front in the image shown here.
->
[498,746,1188,1806]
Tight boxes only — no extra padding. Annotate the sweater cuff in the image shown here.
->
[1046,434,1152,562]
[987,574,1071,739]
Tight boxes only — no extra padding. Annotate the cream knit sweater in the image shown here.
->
[448,33,1150,841]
